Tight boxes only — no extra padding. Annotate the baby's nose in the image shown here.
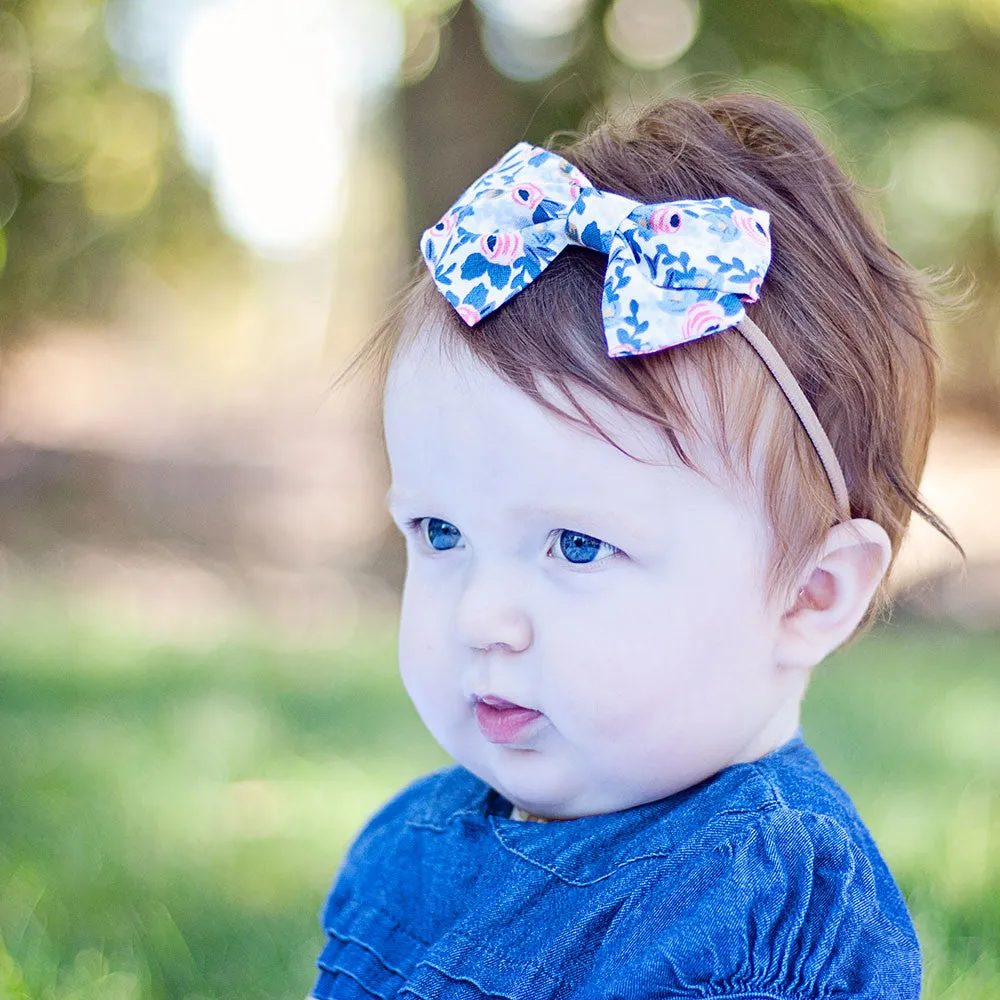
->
[453,560,533,654]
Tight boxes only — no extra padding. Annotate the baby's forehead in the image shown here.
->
[387,330,665,461]
[383,323,759,472]
[384,326,763,503]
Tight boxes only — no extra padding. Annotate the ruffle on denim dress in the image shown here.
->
[311,737,920,1000]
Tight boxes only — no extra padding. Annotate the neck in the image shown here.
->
[731,675,807,766]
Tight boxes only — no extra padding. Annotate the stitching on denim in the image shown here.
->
[488,796,782,884]
[488,831,682,886]
[749,756,791,807]
[715,798,780,817]
[327,902,431,955]
[323,935,411,979]
[412,958,518,999]
[323,966,393,1000]
[697,993,826,1000]
[432,926,561,979]
[406,803,486,832]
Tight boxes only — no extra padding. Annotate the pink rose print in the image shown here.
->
[455,304,481,326]
[649,206,683,234]
[511,182,544,210]
[479,232,523,265]
[680,301,726,343]
[432,212,457,236]
[608,342,640,358]
[560,160,587,201]
[733,210,769,245]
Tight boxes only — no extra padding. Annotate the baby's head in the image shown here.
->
[360,95,952,818]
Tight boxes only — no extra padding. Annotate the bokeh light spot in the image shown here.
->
[475,0,589,38]
[401,16,442,84]
[83,87,164,219]
[475,0,589,81]
[892,117,1000,226]
[0,13,31,134]
[25,90,95,181]
[605,0,699,70]
[25,0,105,80]
[0,160,20,227]
[480,18,580,81]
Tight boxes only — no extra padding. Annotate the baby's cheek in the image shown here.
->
[397,601,442,707]
[398,572,442,651]
[547,655,647,740]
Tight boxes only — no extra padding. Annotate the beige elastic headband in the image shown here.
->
[736,317,851,521]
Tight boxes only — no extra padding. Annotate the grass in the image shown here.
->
[0,609,997,999]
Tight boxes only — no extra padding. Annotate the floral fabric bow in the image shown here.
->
[420,142,772,357]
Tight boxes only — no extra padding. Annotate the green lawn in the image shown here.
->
[0,612,997,999]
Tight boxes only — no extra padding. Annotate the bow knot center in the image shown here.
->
[566,188,639,254]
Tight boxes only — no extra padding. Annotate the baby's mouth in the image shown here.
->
[474,695,544,744]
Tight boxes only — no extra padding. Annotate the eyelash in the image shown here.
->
[402,517,623,567]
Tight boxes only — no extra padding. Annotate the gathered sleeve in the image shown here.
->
[610,809,921,1000]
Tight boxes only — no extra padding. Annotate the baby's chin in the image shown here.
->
[460,739,635,820]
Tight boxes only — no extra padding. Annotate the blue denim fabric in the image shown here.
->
[311,736,920,999]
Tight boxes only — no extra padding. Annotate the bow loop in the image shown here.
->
[602,198,771,356]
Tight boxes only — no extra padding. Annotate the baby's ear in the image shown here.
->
[775,519,892,670]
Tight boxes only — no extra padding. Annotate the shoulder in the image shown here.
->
[351,764,489,841]
[321,765,487,905]
[616,744,921,999]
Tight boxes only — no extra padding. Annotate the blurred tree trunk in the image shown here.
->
[399,2,527,245]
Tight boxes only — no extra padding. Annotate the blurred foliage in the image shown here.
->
[404,0,1000,412]
[0,0,241,344]
[0,0,998,406]
[0,617,996,998]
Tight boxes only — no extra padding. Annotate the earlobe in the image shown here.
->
[777,519,892,669]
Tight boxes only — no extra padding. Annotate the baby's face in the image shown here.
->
[383,332,804,818]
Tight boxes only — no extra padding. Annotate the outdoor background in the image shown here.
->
[0,0,998,997]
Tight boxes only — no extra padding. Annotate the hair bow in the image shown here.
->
[420,142,772,358]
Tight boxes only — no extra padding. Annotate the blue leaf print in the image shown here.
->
[581,221,609,252]
[460,253,489,280]
[532,199,563,224]
[718,292,743,316]
[486,262,511,289]
[623,299,649,336]
[623,228,644,262]
[615,325,645,353]
[465,283,488,309]
[434,261,456,286]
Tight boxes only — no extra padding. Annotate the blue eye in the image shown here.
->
[422,517,462,551]
[554,529,618,565]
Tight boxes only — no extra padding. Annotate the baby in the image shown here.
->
[310,95,956,999]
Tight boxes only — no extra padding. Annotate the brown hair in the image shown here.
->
[345,94,959,633]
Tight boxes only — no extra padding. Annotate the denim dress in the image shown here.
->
[311,736,920,999]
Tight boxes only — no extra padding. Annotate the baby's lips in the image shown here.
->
[478,693,520,710]
[474,699,544,745]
